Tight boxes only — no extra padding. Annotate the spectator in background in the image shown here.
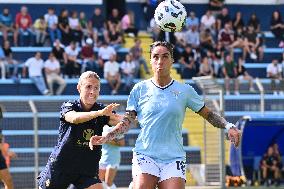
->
[88,7,107,45]
[98,41,116,63]
[44,52,66,95]
[121,10,138,37]
[247,13,261,33]
[223,54,239,95]
[58,9,71,46]
[104,54,121,95]
[200,28,215,52]
[120,53,136,92]
[44,7,61,45]
[79,11,90,40]
[184,25,200,49]
[106,23,123,50]
[200,10,216,35]
[99,125,125,189]
[260,146,281,186]
[2,40,19,80]
[0,8,18,46]
[216,7,231,31]
[266,59,284,95]
[230,26,246,59]
[33,16,47,46]
[69,11,83,45]
[52,39,67,75]
[185,11,199,30]
[244,24,264,61]
[15,6,33,46]
[232,11,245,31]
[179,44,197,79]
[107,8,121,32]
[236,57,255,92]
[130,38,150,76]
[270,10,284,48]
[208,0,224,15]
[22,52,50,95]
[218,22,234,51]
[198,56,214,76]
[81,38,97,73]
[65,41,81,78]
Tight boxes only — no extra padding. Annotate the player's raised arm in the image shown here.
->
[89,110,137,150]
[197,106,241,147]
[64,103,119,124]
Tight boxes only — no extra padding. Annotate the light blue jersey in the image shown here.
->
[127,79,204,163]
[99,126,124,166]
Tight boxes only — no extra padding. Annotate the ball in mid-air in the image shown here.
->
[154,0,187,32]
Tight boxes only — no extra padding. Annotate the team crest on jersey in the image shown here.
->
[170,90,181,99]
[45,179,50,187]
[83,129,94,140]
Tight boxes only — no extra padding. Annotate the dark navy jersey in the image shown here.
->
[48,99,110,176]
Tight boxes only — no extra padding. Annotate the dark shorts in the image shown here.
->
[0,151,7,170]
[37,165,101,189]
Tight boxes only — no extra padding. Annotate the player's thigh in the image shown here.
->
[0,168,13,184]
[133,173,159,189]
[98,168,106,181]
[158,177,185,189]
[85,183,103,189]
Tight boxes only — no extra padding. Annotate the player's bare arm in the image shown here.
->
[197,106,241,147]
[65,103,119,124]
[89,110,137,149]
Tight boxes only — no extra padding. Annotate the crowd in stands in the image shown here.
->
[0,2,283,95]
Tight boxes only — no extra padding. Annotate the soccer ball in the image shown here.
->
[154,0,187,32]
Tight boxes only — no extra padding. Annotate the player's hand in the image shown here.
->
[100,103,120,117]
[89,135,107,150]
[228,128,241,148]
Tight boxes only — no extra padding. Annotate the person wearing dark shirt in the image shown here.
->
[232,11,245,31]
[58,9,71,46]
[37,71,122,189]
[52,39,67,75]
[270,10,284,48]
[0,107,14,189]
[216,7,231,31]
[236,57,255,92]
[260,146,281,186]
[223,54,239,95]
[2,40,19,79]
[244,25,264,61]
[88,8,106,45]
[247,13,261,33]
[179,44,197,79]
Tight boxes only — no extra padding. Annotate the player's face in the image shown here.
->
[150,46,173,77]
[78,77,100,106]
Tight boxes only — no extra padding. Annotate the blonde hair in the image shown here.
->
[78,71,100,86]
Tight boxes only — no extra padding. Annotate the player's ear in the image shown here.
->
[77,84,81,93]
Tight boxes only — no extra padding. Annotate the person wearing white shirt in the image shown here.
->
[22,52,49,95]
[200,10,216,35]
[104,54,121,95]
[267,59,284,95]
[65,41,81,78]
[98,42,116,62]
[44,53,66,95]
[120,53,136,92]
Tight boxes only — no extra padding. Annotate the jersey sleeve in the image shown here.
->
[186,85,205,112]
[60,101,76,120]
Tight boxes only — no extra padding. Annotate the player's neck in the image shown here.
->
[152,75,172,88]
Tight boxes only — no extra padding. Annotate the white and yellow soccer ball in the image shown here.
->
[154,0,187,32]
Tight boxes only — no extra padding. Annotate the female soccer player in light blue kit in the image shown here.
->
[99,125,125,189]
[90,41,241,189]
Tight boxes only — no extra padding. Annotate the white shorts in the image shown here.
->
[99,163,119,170]
[132,153,186,182]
